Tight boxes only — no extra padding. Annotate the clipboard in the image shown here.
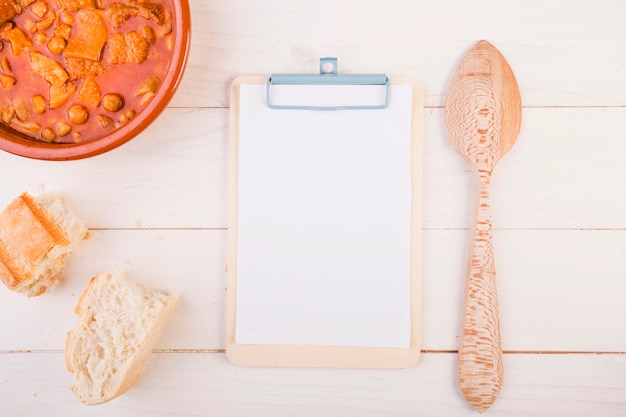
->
[227,58,423,368]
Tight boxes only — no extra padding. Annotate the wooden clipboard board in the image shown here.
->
[227,60,423,368]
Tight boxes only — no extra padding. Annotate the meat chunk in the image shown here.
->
[0,0,20,25]
[30,50,77,109]
[63,9,107,61]
[64,57,105,79]
[0,73,16,89]
[16,0,35,8]
[3,25,31,55]
[49,81,75,109]
[12,97,27,121]
[58,0,95,12]
[30,50,68,86]
[104,2,165,28]
[0,0,19,26]
[77,76,101,107]
[136,75,160,96]
[1,55,11,73]
[0,101,14,123]
[107,31,150,64]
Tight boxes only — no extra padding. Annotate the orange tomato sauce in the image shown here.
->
[0,0,174,144]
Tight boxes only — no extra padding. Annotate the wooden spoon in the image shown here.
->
[444,40,522,413]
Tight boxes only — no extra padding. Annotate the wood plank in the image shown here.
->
[1,352,625,416]
[0,230,227,352]
[0,108,228,230]
[2,107,626,230]
[179,0,626,108]
[425,106,626,229]
[424,229,626,352]
[0,2,622,415]
[2,229,625,353]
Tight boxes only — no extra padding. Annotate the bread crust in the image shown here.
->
[0,194,63,286]
[64,330,75,373]
[66,269,179,405]
[0,192,87,296]
[21,192,70,247]
[73,275,97,315]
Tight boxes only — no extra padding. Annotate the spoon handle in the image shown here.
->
[458,169,504,413]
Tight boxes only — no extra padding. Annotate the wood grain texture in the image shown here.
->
[0,107,227,230]
[1,107,626,230]
[180,0,626,108]
[2,229,626,354]
[0,230,227,352]
[1,0,626,414]
[2,352,626,417]
[444,40,522,412]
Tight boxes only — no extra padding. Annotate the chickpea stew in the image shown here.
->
[0,0,178,145]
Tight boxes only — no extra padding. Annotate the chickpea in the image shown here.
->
[53,23,72,40]
[102,93,124,112]
[33,32,47,45]
[56,121,71,137]
[24,19,36,34]
[47,36,65,55]
[32,95,46,114]
[30,0,48,19]
[119,109,135,124]
[60,10,74,25]
[67,104,89,124]
[41,127,56,142]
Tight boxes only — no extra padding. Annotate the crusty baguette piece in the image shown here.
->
[0,192,88,297]
[65,268,179,405]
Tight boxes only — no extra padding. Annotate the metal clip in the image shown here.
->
[266,58,390,110]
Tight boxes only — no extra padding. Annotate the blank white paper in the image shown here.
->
[235,83,414,348]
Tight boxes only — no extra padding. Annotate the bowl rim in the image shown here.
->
[0,0,192,161]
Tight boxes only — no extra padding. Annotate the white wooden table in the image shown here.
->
[2,1,626,415]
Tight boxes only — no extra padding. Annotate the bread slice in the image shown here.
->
[65,268,179,405]
[0,192,88,297]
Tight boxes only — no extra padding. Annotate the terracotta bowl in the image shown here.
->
[0,0,191,161]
